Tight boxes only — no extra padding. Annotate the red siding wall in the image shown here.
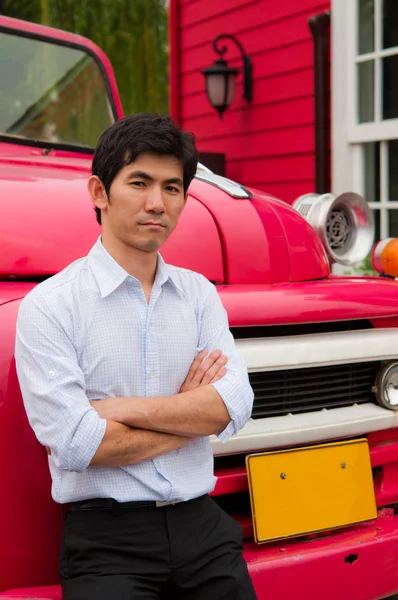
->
[170,0,331,204]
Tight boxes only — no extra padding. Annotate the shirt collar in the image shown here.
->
[88,236,179,298]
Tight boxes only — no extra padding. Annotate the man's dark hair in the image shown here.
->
[92,113,199,224]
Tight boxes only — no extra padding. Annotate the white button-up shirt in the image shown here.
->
[15,238,254,504]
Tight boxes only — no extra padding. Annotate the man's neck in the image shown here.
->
[100,234,158,290]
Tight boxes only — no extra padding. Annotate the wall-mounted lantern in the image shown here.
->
[201,34,253,119]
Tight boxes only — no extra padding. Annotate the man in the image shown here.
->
[15,114,256,600]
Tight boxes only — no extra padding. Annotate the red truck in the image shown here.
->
[1,15,398,600]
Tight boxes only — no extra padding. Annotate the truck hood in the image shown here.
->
[1,154,327,284]
[0,155,224,282]
[218,276,398,326]
[2,276,398,326]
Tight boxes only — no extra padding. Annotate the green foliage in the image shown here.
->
[344,253,377,277]
[0,0,41,23]
[0,0,169,116]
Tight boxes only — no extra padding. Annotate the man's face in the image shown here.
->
[91,153,187,253]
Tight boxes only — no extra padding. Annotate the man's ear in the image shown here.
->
[88,176,109,213]
[184,191,189,206]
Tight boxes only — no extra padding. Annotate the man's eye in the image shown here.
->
[166,186,179,193]
[131,181,145,187]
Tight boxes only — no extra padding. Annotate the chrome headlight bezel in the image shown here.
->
[374,361,398,410]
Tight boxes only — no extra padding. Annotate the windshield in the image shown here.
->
[0,30,115,148]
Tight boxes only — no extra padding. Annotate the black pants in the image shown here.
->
[60,494,257,599]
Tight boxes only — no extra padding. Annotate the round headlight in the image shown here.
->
[375,362,398,409]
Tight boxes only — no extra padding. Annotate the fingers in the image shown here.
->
[200,355,228,385]
[190,349,223,386]
[183,349,208,384]
[210,365,227,384]
[180,349,228,393]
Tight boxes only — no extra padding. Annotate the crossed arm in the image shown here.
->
[16,283,253,472]
[90,350,231,467]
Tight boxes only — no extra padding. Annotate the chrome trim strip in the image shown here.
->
[195,171,251,199]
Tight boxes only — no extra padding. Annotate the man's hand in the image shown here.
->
[179,349,228,393]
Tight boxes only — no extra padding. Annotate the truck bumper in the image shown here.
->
[246,507,398,600]
[1,508,398,600]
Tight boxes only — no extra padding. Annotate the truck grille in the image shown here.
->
[250,361,380,418]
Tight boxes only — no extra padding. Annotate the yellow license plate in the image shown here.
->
[246,439,377,544]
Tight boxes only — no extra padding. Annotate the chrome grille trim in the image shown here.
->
[249,361,380,418]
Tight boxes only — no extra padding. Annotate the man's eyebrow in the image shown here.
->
[165,177,183,187]
[125,170,154,181]
[125,171,183,187]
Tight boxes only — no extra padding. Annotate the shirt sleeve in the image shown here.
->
[15,294,106,473]
[197,280,254,443]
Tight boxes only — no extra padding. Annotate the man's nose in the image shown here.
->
[145,188,165,213]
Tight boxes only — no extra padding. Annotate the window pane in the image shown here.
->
[0,31,114,148]
[364,142,380,202]
[358,61,375,122]
[383,0,398,49]
[389,210,398,237]
[388,140,398,200]
[373,209,381,241]
[359,0,374,54]
[383,54,398,119]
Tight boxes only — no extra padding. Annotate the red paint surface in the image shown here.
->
[3,8,398,599]
[0,588,61,600]
[250,191,330,281]
[189,178,329,285]
[0,157,224,283]
[0,297,63,592]
[168,0,180,124]
[189,179,277,285]
[3,511,398,599]
[217,276,398,327]
[245,509,398,600]
[0,152,334,285]
[3,280,398,593]
[370,316,398,328]
[170,0,331,204]
[0,140,93,160]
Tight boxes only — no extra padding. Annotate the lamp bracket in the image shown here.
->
[212,34,253,103]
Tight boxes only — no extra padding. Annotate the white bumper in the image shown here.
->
[211,327,398,455]
[211,403,398,455]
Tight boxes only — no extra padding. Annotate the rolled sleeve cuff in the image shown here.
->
[212,377,253,444]
[65,409,107,472]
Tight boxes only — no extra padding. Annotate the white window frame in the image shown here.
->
[332,0,398,239]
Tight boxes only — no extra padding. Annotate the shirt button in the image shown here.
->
[49,370,55,378]
[148,372,155,378]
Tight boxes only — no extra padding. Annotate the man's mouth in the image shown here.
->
[140,221,166,228]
